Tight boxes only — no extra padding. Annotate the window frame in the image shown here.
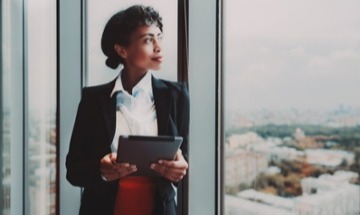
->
[187,0,221,214]
[59,0,193,214]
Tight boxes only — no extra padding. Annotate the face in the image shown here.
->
[116,24,163,72]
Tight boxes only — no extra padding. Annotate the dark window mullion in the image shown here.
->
[22,0,29,214]
[0,0,3,210]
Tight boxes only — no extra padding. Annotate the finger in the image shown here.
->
[101,154,117,169]
[158,168,184,182]
[103,172,119,181]
[101,160,115,170]
[114,163,130,168]
[152,162,187,178]
[109,153,117,163]
[168,169,187,180]
[150,163,168,176]
[169,174,184,182]
[172,168,187,176]
[101,165,122,177]
[158,160,188,169]
[130,164,137,171]
[103,164,136,179]
[159,164,186,175]
[174,149,183,160]
[101,168,116,174]
[176,149,182,156]
[151,163,187,177]
[101,155,112,164]
[119,164,137,174]
[102,161,123,171]
[114,163,136,174]
[118,165,137,177]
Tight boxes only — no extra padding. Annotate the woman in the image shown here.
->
[66,5,189,215]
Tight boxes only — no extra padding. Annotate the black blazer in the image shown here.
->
[66,76,189,215]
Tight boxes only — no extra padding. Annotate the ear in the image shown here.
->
[114,44,127,59]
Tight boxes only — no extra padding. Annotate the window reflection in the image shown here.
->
[224,1,360,215]
[1,0,13,214]
[27,0,57,214]
[1,83,11,215]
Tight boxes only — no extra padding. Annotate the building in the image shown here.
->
[226,171,360,215]
[297,171,360,215]
[227,132,264,149]
[227,132,304,163]
[225,148,268,187]
[305,149,355,167]
[225,194,294,215]
[252,145,304,162]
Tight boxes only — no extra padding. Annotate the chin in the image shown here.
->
[151,66,162,71]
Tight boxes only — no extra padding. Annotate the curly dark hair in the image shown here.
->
[101,5,163,69]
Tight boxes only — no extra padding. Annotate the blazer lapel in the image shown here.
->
[152,76,171,136]
[152,76,177,205]
[97,79,117,145]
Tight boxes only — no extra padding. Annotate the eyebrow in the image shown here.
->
[139,32,163,39]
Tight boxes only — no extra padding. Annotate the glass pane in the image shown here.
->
[1,1,11,213]
[86,0,178,86]
[224,1,360,215]
[26,0,57,214]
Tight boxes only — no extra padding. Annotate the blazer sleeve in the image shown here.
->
[66,88,112,189]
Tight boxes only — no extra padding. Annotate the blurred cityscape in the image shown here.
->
[1,110,57,215]
[225,107,360,215]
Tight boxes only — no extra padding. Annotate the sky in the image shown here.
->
[224,0,360,112]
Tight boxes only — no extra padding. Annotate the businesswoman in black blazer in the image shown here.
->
[66,5,189,215]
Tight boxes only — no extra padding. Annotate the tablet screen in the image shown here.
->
[116,135,183,176]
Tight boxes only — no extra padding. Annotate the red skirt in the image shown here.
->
[113,176,156,215]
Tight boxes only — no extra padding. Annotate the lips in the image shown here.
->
[151,56,163,62]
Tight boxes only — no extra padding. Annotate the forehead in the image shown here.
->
[131,24,162,38]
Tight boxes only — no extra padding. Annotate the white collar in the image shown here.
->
[110,70,153,98]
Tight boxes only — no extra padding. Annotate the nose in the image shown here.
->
[153,38,161,53]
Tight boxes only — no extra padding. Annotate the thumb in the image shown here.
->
[109,153,117,162]
[175,149,182,160]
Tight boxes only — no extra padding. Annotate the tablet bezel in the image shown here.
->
[116,135,183,177]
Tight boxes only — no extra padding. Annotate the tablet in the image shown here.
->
[116,135,183,177]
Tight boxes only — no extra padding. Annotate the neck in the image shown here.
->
[121,67,148,94]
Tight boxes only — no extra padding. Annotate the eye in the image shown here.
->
[144,37,154,44]
[157,34,163,42]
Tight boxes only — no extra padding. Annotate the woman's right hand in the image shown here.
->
[100,153,137,181]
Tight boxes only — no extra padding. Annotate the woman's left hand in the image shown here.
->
[150,149,188,182]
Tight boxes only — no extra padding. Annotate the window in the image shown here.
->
[59,1,190,214]
[1,0,226,214]
[26,1,57,214]
[1,1,24,214]
[224,1,360,214]
[1,0,58,214]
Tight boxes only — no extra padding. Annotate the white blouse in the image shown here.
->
[109,71,158,153]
